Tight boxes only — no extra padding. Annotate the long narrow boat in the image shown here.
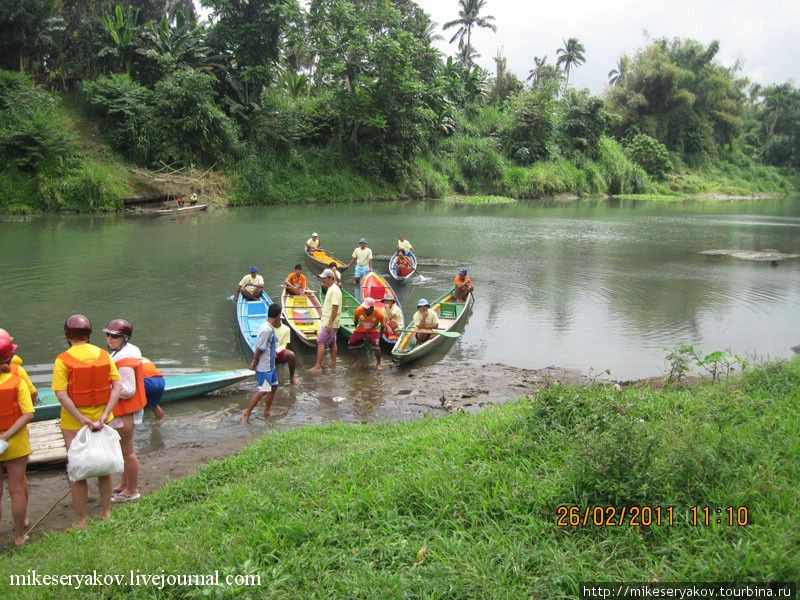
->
[391,289,473,364]
[305,247,348,274]
[361,270,404,345]
[318,285,360,340]
[33,369,254,422]
[281,289,323,347]
[388,251,417,283]
[236,291,273,352]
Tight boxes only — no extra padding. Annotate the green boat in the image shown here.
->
[318,285,360,339]
[391,288,473,364]
[32,369,254,422]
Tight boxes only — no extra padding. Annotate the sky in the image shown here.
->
[414,0,800,93]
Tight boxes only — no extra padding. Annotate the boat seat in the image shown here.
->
[369,286,386,300]
[438,302,458,319]
[248,304,267,315]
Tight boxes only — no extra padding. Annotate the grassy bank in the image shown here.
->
[2,359,798,597]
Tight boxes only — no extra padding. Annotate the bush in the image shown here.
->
[499,90,556,164]
[449,136,505,188]
[559,89,612,161]
[598,137,652,194]
[626,133,672,179]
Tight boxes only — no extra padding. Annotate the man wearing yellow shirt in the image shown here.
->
[0,328,38,404]
[309,269,341,373]
[346,237,373,291]
[52,314,122,530]
[397,235,413,253]
[234,266,264,301]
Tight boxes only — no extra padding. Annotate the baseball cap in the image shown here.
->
[250,266,258,273]
[361,297,375,309]
[319,268,335,279]
[312,232,318,237]
[459,268,468,276]
[417,298,430,307]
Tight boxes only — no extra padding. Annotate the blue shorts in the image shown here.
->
[144,376,165,407]
[256,370,279,391]
[354,264,370,280]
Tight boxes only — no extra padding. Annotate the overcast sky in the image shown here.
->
[415,0,800,93]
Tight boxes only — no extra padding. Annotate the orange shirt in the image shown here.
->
[454,275,473,287]
[353,306,386,334]
[286,272,307,288]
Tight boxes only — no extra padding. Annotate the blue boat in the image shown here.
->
[388,250,417,283]
[33,369,254,422]
[236,291,273,352]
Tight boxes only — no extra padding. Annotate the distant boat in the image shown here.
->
[305,247,348,273]
[33,369,254,422]
[150,203,208,216]
[388,251,417,283]
[391,289,472,364]
[236,291,273,353]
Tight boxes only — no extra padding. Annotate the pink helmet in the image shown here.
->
[0,336,18,363]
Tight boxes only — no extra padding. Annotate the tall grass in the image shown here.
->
[2,359,797,598]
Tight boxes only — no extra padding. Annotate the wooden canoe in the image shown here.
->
[305,247,348,273]
[281,288,323,347]
[32,369,254,422]
[236,291,273,353]
[150,204,208,216]
[388,251,417,283]
[360,270,404,345]
[391,289,473,364]
[318,285,360,340]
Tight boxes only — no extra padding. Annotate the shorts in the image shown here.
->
[348,330,380,349]
[317,326,338,347]
[256,370,279,392]
[354,264,370,280]
[276,349,291,364]
[144,376,165,407]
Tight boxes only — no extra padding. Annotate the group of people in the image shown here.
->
[0,317,167,545]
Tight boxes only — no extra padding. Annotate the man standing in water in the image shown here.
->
[309,269,341,374]
[348,297,392,371]
[243,303,282,422]
[346,237,373,295]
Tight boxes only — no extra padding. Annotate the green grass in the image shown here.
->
[2,359,798,598]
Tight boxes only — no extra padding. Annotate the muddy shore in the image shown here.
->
[1,362,589,549]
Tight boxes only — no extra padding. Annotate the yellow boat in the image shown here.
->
[281,289,323,347]
[305,247,348,273]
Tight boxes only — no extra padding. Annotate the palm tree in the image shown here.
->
[607,55,629,87]
[527,55,547,83]
[556,37,586,89]
[443,0,497,67]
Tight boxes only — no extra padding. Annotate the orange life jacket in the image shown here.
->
[113,357,147,416]
[354,306,385,333]
[57,349,112,407]
[0,365,23,430]
[140,358,163,379]
[454,275,473,287]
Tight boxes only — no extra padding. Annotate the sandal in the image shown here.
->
[111,492,141,503]
[112,487,123,495]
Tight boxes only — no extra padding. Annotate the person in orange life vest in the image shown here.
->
[395,250,413,278]
[0,328,38,405]
[285,264,308,296]
[141,357,166,420]
[348,297,392,371]
[453,268,474,302]
[103,319,147,503]
[0,336,34,547]
[52,314,122,529]
[177,194,186,207]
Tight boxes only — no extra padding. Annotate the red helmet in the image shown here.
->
[103,318,133,338]
[0,336,18,363]
[0,328,12,340]
[64,314,92,339]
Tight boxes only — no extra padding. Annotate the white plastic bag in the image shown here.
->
[67,425,124,482]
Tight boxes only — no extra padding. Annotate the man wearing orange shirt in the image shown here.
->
[284,264,307,296]
[348,297,392,371]
[453,268,474,302]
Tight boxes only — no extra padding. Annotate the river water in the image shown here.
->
[2,197,799,450]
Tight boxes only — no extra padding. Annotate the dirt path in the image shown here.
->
[1,363,587,550]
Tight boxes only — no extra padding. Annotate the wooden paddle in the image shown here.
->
[396,328,461,338]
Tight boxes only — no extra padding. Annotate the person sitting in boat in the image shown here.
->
[346,237,373,291]
[412,298,439,344]
[234,266,264,302]
[177,194,186,207]
[348,297,391,371]
[453,268,474,302]
[274,317,299,386]
[306,233,321,253]
[328,262,343,287]
[382,295,402,334]
[397,235,413,254]
[395,250,413,278]
[285,264,307,296]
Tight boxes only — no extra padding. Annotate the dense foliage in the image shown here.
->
[0,0,797,210]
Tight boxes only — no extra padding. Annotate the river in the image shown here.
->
[1,197,800,447]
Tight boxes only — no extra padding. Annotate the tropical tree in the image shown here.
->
[443,0,497,67]
[607,55,629,87]
[137,10,211,80]
[0,0,63,73]
[527,55,546,83]
[556,37,585,89]
[99,4,141,75]
[488,51,522,105]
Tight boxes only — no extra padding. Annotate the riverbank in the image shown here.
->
[2,358,797,596]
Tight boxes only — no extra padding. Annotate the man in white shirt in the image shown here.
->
[346,237,373,291]
[309,269,341,373]
[306,232,321,253]
[243,303,281,422]
[397,235,413,253]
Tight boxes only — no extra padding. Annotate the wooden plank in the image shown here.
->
[28,420,67,465]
